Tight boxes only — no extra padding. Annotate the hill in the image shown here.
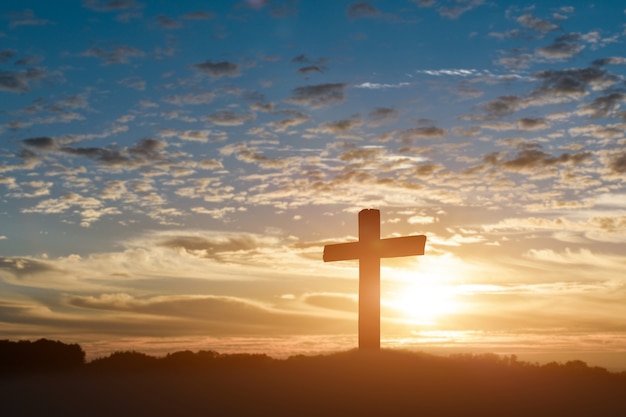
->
[1,340,626,416]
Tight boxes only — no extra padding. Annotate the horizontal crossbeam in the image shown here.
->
[323,235,426,262]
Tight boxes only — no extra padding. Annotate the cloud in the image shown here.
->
[346,2,381,19]
[162,91,215,105]
[380,127,445,143]
[0,68,47,93]
[577,93,626,119]
[160,128,227,143]
[8,9,53,28]
[207,110,255,126]
[536,33,584,60]
[592,57,626,67]
[485,143,592,173]
[297,66,324,74]
[534,66,618,97]
[367,107,399,127]
[182,11,214,20]
[118,76,146,91]
[270,110,310,131]
[517,117,550,130]
[354,82,410,89]
[192,60,240,78]
[30,138,168,169]
[219,142,285,169]
[608,151,626,175]
[437,0,484,19]
[317,118,362,135]
[82,45,145,64]
[0,256,57,278]
[516,13,559,33]
[20,193,119,227]
[21,136,57,150]
[155,15,181,29]
[287,83,348,108]
[82,0,142,12]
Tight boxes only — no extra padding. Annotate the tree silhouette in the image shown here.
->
[0,338,84,373]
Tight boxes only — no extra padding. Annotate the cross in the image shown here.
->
[323,209,427,350]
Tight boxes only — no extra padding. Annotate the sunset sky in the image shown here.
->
[1,0,625,368]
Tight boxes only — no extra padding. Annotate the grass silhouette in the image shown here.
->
[2,339,626,416]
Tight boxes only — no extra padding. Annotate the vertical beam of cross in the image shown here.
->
[323,209,427,350]
[359,209,381,350]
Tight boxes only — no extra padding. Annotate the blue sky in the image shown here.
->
[1,0,626,367]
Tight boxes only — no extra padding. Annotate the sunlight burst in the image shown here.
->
[384,269,459,325]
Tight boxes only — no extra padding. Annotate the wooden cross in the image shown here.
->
[323,209,427,350]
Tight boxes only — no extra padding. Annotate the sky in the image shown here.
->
[1,0,625,368]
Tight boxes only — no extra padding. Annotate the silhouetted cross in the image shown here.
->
[323,209,427,350]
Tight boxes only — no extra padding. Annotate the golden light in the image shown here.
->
[383,265,461,326]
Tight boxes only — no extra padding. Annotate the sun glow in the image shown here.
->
[384,268,459,325]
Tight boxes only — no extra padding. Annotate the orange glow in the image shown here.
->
[384,269,459,325]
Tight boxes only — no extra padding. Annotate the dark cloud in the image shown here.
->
[608,152,626,175]
[128,138,164,159]
[536,33,583,60]
[339,147,384,162]
[267,0,298,18]
[158,235,260,262]
[8,9,53,28]
[347,2,381,19]
[288,83,347,108]
[533,66,618,98]
[22,136,57,150]
[271,110,310,131]
[118,76,146,91]
[438,0,484,19]
[192,60,240,78]
[206,110,254,126]
[156,15,181,29]
[579,93,626,119]
[592,57,626,67]
[162,91,214,105]
[479,95,524,119]
[0,49,16,63]
[516,13,559,33]
[0,68,46,93]
[517,117,550,130]
[0,257,56,278]
[290,54,310,64]
[367,107,398,126]
[69,294,269,320]
[320,118,361,134]
[378,127,445,143]
[82,46,145,65]
[82,0,142,12]
[297,65,323,74]
[412,0,435,7]
[182,11,214,20]
[60,138,166,167]
[486,143,592,172]
[66,293,351,335]
[220,142,286,169]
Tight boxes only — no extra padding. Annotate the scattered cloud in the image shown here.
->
[287,83,348,108]
[206,110,255,126]
[0,68,46,93]
[192,60,240,78]
[516,13,559,33]
[354,82,410,89]
[82,45,145,65]
[346,2,381,19]
[8,9,53,28]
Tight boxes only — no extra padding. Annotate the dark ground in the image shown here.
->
[2,348,626,417]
